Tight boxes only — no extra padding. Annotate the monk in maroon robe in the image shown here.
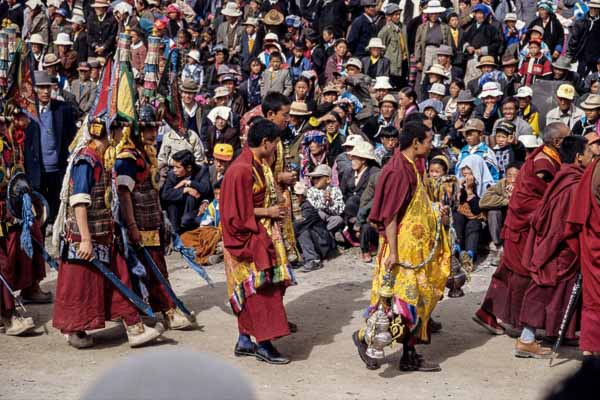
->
[220,118,295,365]
[474,123,568,335]
[567,156,600,356]
[515,136,592,358]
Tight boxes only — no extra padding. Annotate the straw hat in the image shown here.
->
[423,0,446,14]
[263,9,284,25]
[426,63,449,77]
[373,76,393,90]
[27,33,47,46]
[379,94,398,107]
[54,32,73,46]
[42,53,61,67]
[366,37,385,50]
[347,141,376,160]
[221,2,242,17]
[289,102,312,116]
[580,94,600,110]
[477,56,497,68]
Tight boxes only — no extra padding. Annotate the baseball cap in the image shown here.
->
[307,164,332,178]
[556,84,576,100]
[495,121,516,135]
[213,143,234,161]
[460,118,485,133]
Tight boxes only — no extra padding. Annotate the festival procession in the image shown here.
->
[1,0,600,398]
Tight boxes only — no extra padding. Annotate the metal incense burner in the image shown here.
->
[364,272,395,359]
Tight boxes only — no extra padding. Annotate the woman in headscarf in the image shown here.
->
[299,130,339,187]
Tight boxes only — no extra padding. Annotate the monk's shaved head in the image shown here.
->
[543,122,570,148]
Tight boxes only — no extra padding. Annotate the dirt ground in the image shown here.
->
[0,248,581,400]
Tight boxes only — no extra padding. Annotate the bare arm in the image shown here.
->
[384,213,398,270]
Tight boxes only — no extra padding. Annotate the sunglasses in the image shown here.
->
[307,135,326,145]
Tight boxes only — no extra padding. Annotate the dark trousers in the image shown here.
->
[165,195,201,233]
[453,211,482,255]
[487,209,505,246]
[39,171,63,226]
[359,223,378,254]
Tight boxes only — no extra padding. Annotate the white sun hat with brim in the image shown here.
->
[347,141,376,160]
[342,134,365,148]
[518,134,543,149]
[54,33,73,46]
[478,82,503,98]
[423,0,446,13]
[207,106,232,124]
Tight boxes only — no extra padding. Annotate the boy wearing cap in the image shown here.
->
[546,84,585,129]
[519,39,552,86]
[456,118,500,181]
[209,143,234,186]
[295,164,345,273]
[492,121,516,178]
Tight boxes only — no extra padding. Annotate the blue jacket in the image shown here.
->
[24,100,77,188]
[287,55,311,82]
[347,14,375,57]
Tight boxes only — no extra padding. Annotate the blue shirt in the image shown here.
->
[40,109,59,172]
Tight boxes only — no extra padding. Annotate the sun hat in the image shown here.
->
[180,79,199,93]
[77,62,91,71]
[515,86,534,98]
[456,90,475,103]
[214,86,231,98]
[580,94,600,110]
[27,33,47,46]
[187,49,201,63]
[426,63,450,78]
[379,94,398,107]
[263,9,284,25]
[207,106,231,124]
[478,82,503,98]
[67,14,86,25]
[322,82,341,95]
[42,53,61,67]
[91,0,110,8]
[347,140,376,160]
[366,37,385,50]
[556,84,576,100]
[213,143,234,161]
[477,56,497,68]
[384,3,402,14]
[54,32,73,46]
[342,134,365,148]
[242,17,259,27]
[428,82,446,96]
[221,2,242,17]
[419,98,444,114]
[289,101,312,116]
[519,134,543,149]
[264,32,279,42]
[373,76,393,90]
[501,56,519,66]
[423,0,446,14]
[344,58,362,71]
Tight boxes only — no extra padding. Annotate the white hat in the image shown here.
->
[26,0,42,9]
[478,82,503,98]
[54,32,73,46]
[214,86,231,98]
[426,63,450,78]
[307,164,333,178]
[366,37,385,50]
[347,141,376,161]
[91,0,110,8]
[504,13,518,21]
[27,33,47,46]
[242,17,259,27]
[344,57,362,71]
[343,134,365,148]
[373,76,392,90]
[47,0,62,7]
[294,181,307,196]
[518,134,542,149]
[67,14,86,25]
[515,86,534,98]
[429,83,446,96]
[221,2,243,17]
[207,106,231,124]
[114,2,133,15]
[589,0,600,9]
[264,32,279,42]
[187,49,201,63]
[423,0,446,14]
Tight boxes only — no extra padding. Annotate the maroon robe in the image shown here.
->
[566,159,600,352]
[368,150,418,232]
[519,164,583,339]
[220,147,289,342]
[479,146,561,327]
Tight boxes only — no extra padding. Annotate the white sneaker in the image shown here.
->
[125,322,165,348]
[165,308,194,330]
[4,315,35,336]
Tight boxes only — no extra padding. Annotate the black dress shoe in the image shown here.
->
[255,342,290,365]
[234,342,257,357]
[429,318,442,334]
[288,322,298,333]
[352,331,380,370]
[399,347,441,372]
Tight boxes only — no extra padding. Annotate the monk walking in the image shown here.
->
[474,123,569,336]
[220,118,296,365]
[353,122,451,372]
[516,136,592,358]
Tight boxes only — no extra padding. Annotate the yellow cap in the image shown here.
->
[213,143,234,161]
[556,84,575,101]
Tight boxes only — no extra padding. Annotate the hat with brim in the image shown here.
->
[289,101,312,116]
[495,121,516,135]
[379,94,398,107]
[505,12,518,21]
[373,76,393,90]
[556,83,576,100]
[263,9,284,25]
[423,0,446,13]
[436,45,453,56]
[456,90,475,103]
[478,82,503,98]
[552,56,571,70]
[33,70,53,86]
[590,0,600,8]
[428,83,446,96]
[42,53,61,67]
[515,86,533,98]
[426,63,449,78]
[264,32,279,42]
[501,56,519,66]
[294,181,307,195]
[347,141,376,160]
[214,86,231,98]
[213,143,234,161]
[342,134,364,148]
[344,58,362,71]
[519,134,543,149]
[67,15,86,24]
[180,79,199,93]
[585,132,600,145]
[307,164,332,178]
[27,33,47,46]
[221,2,242,17]
[580,94,600,110]
[459,118,485,133]
[242,17,259,27]
[384,3,402,14]
[54,33,73,46]
[322,83,341,95]
[366,38,385,50]
[477,56,497,68]
[77,62,90,71]
[419,98,443,114]
[187,50,201,63]
[91,0,110,8]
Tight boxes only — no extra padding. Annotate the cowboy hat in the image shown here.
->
[221,2,242,17]
[289,102,312,116]
[42,53,61,67]
[347,141,376,160]
[580,94,600,110]
[180,79,199,93]
[426,63,450,78]
[379,94,398,107]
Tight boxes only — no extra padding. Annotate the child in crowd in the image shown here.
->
[456,118,499,181]
[492,121,516,179]
[260,51,293,97]
[519,39,552,87]
[182,49,204,86]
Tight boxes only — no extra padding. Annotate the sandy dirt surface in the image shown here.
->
[0,248,581,400]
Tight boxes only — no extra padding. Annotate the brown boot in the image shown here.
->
[514,339,552,359]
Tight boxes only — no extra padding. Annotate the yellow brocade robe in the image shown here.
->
[370,160,451,342]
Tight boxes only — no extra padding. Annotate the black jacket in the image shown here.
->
[567,15,600,63]
[315,0,348,38]
[239,31,263,74]
[528,15,564,54]
[462,21,503,57]
[24,100,77,189]
[72,30,89,63]
[347,14,375,57]
[86,11,118,58]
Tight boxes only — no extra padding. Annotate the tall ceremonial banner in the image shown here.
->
[6,49,38,122]
[157,48,184,133]
[110,31,138,126]
[89,57,113,123]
